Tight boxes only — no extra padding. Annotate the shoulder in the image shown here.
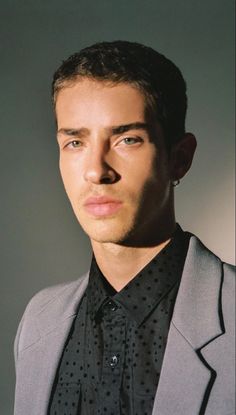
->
[223,261,235,277]
[183,233,235,295]
[24,273,89,315]
[185,232,235,290]
[14,273,89,361]
[186,232,235,267]
[221,262,235,306]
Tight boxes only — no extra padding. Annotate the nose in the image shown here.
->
[83,146,118,185]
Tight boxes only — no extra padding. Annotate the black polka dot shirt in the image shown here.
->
[48,226,190,415]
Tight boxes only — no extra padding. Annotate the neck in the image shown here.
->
[91,224,176,292]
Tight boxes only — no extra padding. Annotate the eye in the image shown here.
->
[66,140,82,148]
[122,137,142,145]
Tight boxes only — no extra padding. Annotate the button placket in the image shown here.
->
[98,302,125,413]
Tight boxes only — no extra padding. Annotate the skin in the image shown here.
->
[56,78,196,291]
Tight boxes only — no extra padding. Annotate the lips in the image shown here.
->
[84,196,123,217]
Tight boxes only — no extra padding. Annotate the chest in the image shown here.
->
[48,286,178,415]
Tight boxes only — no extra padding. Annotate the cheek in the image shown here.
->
[132,151,166,185]
[134,154,170,204]
[59,158,82,199]
[121,165,158,207]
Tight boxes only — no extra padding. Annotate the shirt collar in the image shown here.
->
[86,257,114,321]
[87,224,190,325]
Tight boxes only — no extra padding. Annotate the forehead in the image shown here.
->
[55,78,149,128]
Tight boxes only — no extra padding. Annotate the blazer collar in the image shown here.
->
[35,234,223,348]
[172,234,223,349]
[36,272,89,338]
[152,235,224,415]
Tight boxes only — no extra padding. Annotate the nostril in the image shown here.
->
[84,162,121,184]
[101,176,114,184]
[100,169,121,184]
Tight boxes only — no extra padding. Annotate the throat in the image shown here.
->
[91,239,171,292]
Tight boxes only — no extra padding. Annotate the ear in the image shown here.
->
[169,133,197,181]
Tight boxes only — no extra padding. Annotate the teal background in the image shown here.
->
[0,1,234,413]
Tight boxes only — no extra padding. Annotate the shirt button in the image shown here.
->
[109,355,119,367]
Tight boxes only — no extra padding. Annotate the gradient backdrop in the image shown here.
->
[1,1,235,413]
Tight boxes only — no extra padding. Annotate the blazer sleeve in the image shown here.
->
[14,313,24,365]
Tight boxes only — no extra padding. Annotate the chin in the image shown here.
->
[78,216,133,244]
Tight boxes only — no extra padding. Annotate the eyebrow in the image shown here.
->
[111,122,149,135]
[57,122,149,137]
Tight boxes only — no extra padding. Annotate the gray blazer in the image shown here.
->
[14,235,235,415]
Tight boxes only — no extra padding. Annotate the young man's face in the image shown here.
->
[55,78,174,245]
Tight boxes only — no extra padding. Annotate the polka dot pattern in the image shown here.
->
[49,226,190,414]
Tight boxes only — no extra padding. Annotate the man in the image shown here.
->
[14,41,235,415]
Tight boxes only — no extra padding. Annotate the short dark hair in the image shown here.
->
[52,40,187,147]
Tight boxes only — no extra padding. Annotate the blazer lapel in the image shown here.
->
[152,236,224,415]
[14,274,89,415]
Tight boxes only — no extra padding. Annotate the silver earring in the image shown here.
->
[172,179,180,187]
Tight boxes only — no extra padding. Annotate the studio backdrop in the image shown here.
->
[0,1,234,414]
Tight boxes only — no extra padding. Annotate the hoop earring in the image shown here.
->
[172,179,180,187]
